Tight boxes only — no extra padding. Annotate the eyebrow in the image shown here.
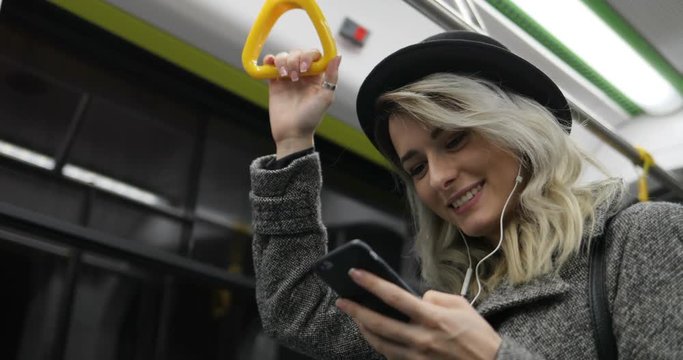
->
[430,128,443,139]
[399,128,444,166]
[399,150,418,166]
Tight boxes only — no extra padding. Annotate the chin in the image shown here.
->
[461,228,488,239]
[457,218,497,240]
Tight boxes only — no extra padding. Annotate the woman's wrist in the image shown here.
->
[275,136,315,159]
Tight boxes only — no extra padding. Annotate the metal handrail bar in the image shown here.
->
[402,0,683,199]
[0,202,255,290]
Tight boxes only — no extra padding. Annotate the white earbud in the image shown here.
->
[458,228,473,296]
[460,267,473,296]
[515,165,523,183]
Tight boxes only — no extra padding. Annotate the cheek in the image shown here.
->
[415,184,440,211]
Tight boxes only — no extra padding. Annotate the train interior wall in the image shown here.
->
[0,2,411,359]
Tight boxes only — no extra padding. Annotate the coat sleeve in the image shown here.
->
[249,153,383,360]
[607,202,683,359]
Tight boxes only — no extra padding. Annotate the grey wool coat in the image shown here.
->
[250,152,683,359]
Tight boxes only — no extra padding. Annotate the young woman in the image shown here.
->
[249,31,683,359]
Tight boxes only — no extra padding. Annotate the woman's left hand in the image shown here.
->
[336,269,501,360]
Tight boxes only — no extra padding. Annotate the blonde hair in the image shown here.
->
[377,73,622,299]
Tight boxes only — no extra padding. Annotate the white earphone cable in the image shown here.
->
[469,169,522,305]
[458,228,473,296]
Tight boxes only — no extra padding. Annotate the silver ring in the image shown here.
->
[321,80,337,91]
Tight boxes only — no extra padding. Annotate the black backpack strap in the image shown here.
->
[589,226,618,360]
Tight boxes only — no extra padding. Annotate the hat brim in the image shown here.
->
[356,39,572,151]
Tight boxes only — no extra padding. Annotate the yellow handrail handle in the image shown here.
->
[242,0,337,79]
[635,145,655,202]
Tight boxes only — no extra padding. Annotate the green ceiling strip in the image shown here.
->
[582,0,683,94]
[487,0,642,116]
[50,0,389,168]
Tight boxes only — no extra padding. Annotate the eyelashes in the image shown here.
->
[404,131,470,179]
[408,163,426,177]
[445,131,468,150]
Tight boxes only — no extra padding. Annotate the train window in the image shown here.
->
[0,161,85,224]
[87,193,183,252]
[0,57,81,157]
[163,278,259,360]
[0,249,67,360]
[190,220,253,273]
[62,262,160,360]
[195,116,272,224]
[67,97,198,207]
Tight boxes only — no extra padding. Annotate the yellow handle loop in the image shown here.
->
[635,146,654,202]
[242,0,337,79]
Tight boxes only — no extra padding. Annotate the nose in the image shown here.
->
[428,154,458,191]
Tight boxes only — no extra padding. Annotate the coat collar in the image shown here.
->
[476,271,570,317]
[582,179,626,240]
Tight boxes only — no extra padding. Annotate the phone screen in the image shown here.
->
[313,239,417,322]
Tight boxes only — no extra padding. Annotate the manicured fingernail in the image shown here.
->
[279,67,287,77]
[335,298,347,310]
[290,71,299,81]
[300,61,308,73]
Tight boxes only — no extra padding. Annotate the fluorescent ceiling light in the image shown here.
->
[0,137,167,207]
[0,139,55,170]
[511,0,682,115]
[62,164,165,206]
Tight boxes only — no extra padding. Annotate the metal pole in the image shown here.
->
[51,249,82,360]
[53,93,91,174]
[575,108,683,199]
[403,0,474,31]
[402,0,683,199]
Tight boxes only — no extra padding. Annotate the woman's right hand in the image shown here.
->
[264,50,341,159]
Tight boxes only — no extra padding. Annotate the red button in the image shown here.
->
[354,26,368,42]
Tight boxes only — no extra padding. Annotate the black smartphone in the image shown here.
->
[313,239,418,322]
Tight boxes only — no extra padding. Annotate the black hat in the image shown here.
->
[356,31,572,155]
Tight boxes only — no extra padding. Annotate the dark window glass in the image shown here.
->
[190,220,253,274]
[0,56,81,156]
[88,194,183,252]
[196,117,272,223]
[63,259,160,360]
[164,279,260,360]
[0,161,85,224]
[69,97,197,207]
[0,246,67,360]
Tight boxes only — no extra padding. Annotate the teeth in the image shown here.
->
[452,184,482,209]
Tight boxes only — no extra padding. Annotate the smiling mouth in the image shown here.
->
[449,182,484,210]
